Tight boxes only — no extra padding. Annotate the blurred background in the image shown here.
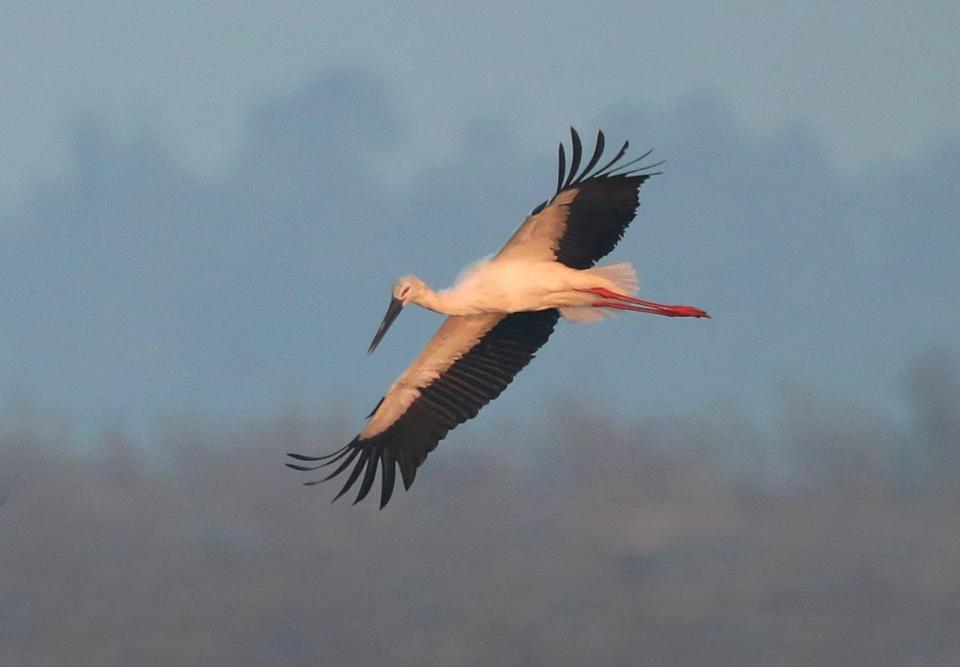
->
[1,2,958,665]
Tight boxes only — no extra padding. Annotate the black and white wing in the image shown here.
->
[497,127,661,269]
[287,310,558,508]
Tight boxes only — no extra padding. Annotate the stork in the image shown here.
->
[287,128,709,508]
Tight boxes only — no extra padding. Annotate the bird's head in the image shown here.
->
[368,275,427,354]
[392,275,427,306]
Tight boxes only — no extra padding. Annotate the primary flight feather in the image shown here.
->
[287,128,709,508]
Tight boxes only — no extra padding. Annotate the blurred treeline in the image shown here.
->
[1,350,957,666]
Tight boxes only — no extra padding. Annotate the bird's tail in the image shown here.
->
[587,262,638,296]
[559,262,638,323]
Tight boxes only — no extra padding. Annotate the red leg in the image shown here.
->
[594,300,674,315]
[586,288,710,319]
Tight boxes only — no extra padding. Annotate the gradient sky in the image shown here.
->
[1,2,958,437]
[3,2,958,203]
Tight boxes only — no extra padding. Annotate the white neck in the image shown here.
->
[414,287,476,316]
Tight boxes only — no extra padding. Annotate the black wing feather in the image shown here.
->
[288,310,559,508]
[576,130,606,184]
[379,447,397,509]
[353,447,380,504]
[561,127,583,191]
[591,139,630,177]
[332,447,369,500]
[554,173,651,269]
[555,143,566,196]
[548,129,658,269]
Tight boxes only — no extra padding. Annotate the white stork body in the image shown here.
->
[415,259,637,315]
[288,129,709,508]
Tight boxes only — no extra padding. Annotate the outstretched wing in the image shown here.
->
[287,309,559,508]
[497,128,661,269]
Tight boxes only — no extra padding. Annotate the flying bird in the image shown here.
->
[287,128,709,508]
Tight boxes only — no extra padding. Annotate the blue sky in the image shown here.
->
[1,2,958,435]
[3,2,957,201]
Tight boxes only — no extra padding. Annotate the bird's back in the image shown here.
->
[445,257,582,314]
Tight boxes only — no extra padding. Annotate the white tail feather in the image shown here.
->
[559,262,639,323]
[588,262,638,296]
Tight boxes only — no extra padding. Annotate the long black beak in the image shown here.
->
[368,297,404,354]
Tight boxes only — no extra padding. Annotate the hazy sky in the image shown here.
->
[3,2,958,203]
[1,2,958,435]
